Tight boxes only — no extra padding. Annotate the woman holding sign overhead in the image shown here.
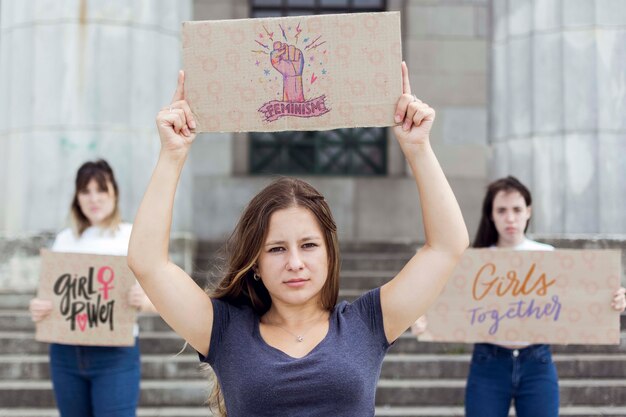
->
[463,176,626,417]
[29,159,155,417]
[127,63,469,417]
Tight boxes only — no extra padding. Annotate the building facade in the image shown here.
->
[1,0,625,288]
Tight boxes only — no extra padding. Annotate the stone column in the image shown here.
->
[0,0,192,235]
[490,0,626,234]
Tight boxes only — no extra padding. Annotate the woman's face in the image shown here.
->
[255,206,329,308]
[77,179,116,227]
[491,190,531,247]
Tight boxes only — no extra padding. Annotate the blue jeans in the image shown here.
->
[465,343,559,417]
[49,339,141,417]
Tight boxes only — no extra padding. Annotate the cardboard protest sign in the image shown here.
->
[419,249,622,345]
[182,12,402,133]
[35,250,137,346]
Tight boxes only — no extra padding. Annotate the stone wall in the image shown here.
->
[0,1,193,234]
[188,0,490,242]
[3,234,623,289]
[0,233,195,291]
[490,0,626,234]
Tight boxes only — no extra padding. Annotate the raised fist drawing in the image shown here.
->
[270,41,305,102]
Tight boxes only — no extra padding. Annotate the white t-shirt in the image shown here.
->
[512,238,554,252]
[52,223,133,255]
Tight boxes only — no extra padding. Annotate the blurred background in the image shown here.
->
[0,1,625,416]
[2,0,626,259]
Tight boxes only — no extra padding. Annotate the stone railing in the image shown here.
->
[2,233,623,291]
[0,232,196,291]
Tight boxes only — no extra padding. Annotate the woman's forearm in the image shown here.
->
[128,152,187,277]
[406,143,469,255]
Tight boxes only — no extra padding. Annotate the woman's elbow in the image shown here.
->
[456,230,471,256]
[447,230,470,259]
[127,248,147,279]
[460,230,470,252]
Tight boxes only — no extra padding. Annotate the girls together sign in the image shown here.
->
[182,12,402,132]
[419,249,622,345]
[35,250,136,346]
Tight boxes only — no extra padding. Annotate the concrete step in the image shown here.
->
[389,333,626,355]
[0,354,204,380]
[0,311,175,332]
[0,331,193,355]
[4,407,626,417]
[192,270,401,290]
[2,379,626,408]
[4,353,626,381]
[375,406,626,416]
[381,353,626,379]
[193,248,414,284]
[0,292,34,310]
[375,379,626,406]
[0,289,365,311]
[0,409,215,417]
[195,254,413,275]
[2,331,626,356]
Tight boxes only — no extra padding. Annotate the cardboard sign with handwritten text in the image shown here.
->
[182,12,402,132]
[419,249,622,345]
[35,250,137,346]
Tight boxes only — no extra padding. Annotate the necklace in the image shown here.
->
[262,312,327,343]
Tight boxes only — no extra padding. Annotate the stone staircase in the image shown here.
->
[1,242,626,416]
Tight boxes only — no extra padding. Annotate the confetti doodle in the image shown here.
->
[307,41,326,51]
[304,35,322,50]
[294,22,303,44]
[262,25,274,41]
[255,40,269,49]
[279,24,288,42]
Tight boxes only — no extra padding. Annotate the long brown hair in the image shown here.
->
[472,175,532,248]
[206,177,340,415]
[70,159,121,236]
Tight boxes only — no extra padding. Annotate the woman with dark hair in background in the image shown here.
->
[463,176,626,417]
[29,159,155,417]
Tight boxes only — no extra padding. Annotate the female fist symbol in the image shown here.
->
[270,41,305,102]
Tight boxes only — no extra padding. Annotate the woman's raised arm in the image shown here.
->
[380,62,469,343]
[128,71,214,356]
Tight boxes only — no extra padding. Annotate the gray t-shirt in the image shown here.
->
[200,288,392,416]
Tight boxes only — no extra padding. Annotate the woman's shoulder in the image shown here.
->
[119,222,133,231]
[54,227,74,240]
[210,297,257,327]
[336,288,381,317]
[102,222,132,241]
[519,238,554,251]
[51,228,77,250]
[117,222,133,237]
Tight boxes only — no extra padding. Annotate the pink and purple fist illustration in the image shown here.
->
[270,41,305,102]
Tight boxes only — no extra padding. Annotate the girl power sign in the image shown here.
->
[35,250,136,346]
[419,249,622,345]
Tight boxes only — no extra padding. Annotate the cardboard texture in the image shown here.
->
[35,250,137,346]
[419,249,622,345]
[182,12,402,132]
